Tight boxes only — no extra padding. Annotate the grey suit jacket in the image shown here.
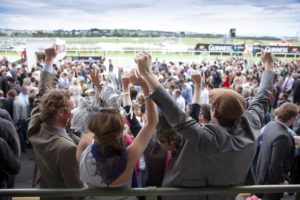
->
[256,121,295,184]
[27,71,82,199]
[150,70,275,200]
[294,115,300,136]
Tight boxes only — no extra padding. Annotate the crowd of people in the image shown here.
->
[0,45,300,200]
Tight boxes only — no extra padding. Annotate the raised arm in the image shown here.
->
[190,71,202,121]
[135,52,203,143]
[113,69,158,184]
[248,51,275,126]
[27,45,57,138]
[76,70,107,163]
[125,69,158,166]
[122,72,142,137]
[122,72,132,107]
[191,71,202,105]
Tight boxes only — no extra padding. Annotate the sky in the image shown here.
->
[0,0,300,37]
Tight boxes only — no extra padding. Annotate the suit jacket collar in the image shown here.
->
[42,123,74,143]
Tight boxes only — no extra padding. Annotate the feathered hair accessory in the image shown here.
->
[71,81,123,133]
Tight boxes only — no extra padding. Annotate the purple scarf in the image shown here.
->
[91,141,127,186]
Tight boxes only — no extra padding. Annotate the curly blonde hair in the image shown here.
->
[40,89,73,122]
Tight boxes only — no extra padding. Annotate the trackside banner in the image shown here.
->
[195,44,245,52]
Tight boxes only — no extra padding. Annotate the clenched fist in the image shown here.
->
[191,71,202,86]
[261,50,275,71]
[134,51,152,77]
[45,44,58,66]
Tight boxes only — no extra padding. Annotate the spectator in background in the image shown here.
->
[0,116,20,158]
[69,79,82,107]
[21,48,26,60]
[178,78,192,107]
[2,90,16,119]
[0,100,13,123]
[88,57,94,71]
[10,63,18,82]
[200,82,209,105]
[243,88,251,109]
[293,75,300,105]
[117,67,123,90]
[130,86,138,104]
[58,72,69,89]
[211,66,222,88]
[282,73,294,95]
[174,89,185,111]
[12,90,27,153]
[27,94,35,120]
[18,85,29,107]
[278,92,290,107]
[7,77,21,95]
[136,93,146,114]
[198,104,211,125]
[222,71,230,88]
[0,137,21,198]
[0,114,21,196]
[80,63,87,83]
[1,68,9,96]
[17,67,26,87]
[256,103,299,200]
[107,63,118,86]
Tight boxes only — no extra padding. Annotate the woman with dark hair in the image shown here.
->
[75,69,158,200]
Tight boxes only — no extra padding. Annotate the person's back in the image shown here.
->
[256,102,298,200]
[27,45,82,199]
[0,137,21,189]
[29,123,80,188]
[256,121,294,185]
[134,50,276,200]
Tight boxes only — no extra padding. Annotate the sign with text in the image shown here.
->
[252,45,300,55]
[195,44,233,52]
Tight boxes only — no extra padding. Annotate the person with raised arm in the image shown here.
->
[134,51,275,200]
[27,45,83,200]
[75,69,158,200]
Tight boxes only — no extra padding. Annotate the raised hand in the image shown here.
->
[134,51,152,77]
[191,71,202,86]
[261,50,275,71]
[129,69,147,87]
[88,69,102,92]
[45,44,58,66]
[121,72,131,91]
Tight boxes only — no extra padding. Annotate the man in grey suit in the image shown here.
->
[134,50,275,200]
[27,45,82,200]
[256,102,299,200]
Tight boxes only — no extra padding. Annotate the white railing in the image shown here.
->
[1,48,299,60]
[255,52,300,59]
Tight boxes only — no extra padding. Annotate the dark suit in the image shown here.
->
[256,121,295,200]
[149,70,275,200]
[293,79,300,105]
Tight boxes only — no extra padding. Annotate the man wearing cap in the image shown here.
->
[135,50,275,200]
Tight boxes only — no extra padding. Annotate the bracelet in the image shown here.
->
[123,92,130,95]
[143,92,152,99]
